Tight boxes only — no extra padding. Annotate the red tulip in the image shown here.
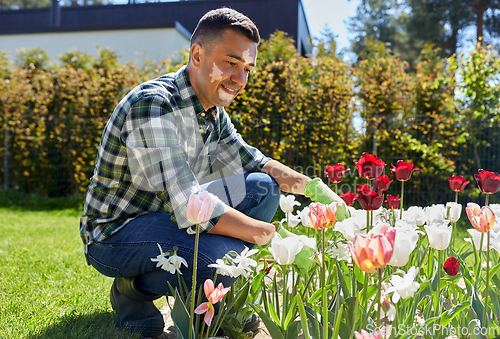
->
[375,175,393,191]
[385,194,401,210]
[340,191,357,206]
[356,189,384,211]
[474,169,500,194]
[354,153,385,180]
[448,175,470,192]
[443,257,460,277]
[391,160,420,181]
[324,163,350,183]
[357,183,372,192]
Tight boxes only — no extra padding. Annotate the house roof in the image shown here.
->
[0,0,312,55]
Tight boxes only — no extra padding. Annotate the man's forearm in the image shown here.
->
[207,205,276,245]
[261,159,311,194]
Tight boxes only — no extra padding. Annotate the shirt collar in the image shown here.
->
[175,65,218,125]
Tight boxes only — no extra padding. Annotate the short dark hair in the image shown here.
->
[191,8,260,52]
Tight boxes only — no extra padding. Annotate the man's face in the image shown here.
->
[192,29,257,110]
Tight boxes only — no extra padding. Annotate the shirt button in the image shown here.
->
[201,113,205,117]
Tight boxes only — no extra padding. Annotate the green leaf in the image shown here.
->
[296,293,310,339]
[439,301,468,326]
[169,288,193,339]
[470,287,485,327]
[252,304,285,339]
[284,321,301,339]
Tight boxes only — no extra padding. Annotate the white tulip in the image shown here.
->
[465,229,497,251]
[298,206,312,227]
[281,212,301,228]
[388,224,419,267]
[446,202,462,223]
[280,227,316,249]
[279,194,301,213]
[268,233,303,265]
[425,204,446,224]
[334,215,365,242]
[489,204,500,232]
[424,220,452,250]
[489,231,500,254]
[404,206,427,226]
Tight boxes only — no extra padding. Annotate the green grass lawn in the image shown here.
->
[0,205,145,339]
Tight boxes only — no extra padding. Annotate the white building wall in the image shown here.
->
[0,27,190,65]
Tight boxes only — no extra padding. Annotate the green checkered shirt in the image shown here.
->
[80,66,270,252]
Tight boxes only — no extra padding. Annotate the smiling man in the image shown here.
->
[80,8,344,338]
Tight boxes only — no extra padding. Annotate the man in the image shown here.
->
[80,7,346,338]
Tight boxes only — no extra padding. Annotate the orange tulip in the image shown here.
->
[466,202,496,233]
[308,202,337,230]
[348,224,396,273]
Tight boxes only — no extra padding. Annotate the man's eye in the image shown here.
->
[228,61,236,66]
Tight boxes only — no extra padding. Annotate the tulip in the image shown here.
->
[268,233,303,265]
[375,175,393,191]
[356,188,384,211]
[194,279,230,326]
[466,202,496,233]
[425,204,446,224]
[297,206,312,227]
[443,257,460,277]
[448,175,470,192]
[385,194,401,210]
[354,153,385,180]
[348,225,396,273]
[391,160,419,181]
[404,206,426,226]
[465,228,491,251]
[474,169,500,194]
[324,163,349,183]
[387,225,418,267]
[340,191,357,206]
[354,330,382,339]
[186,191,214,225]
[279,194,301,213]
[446,202,462,223]
[424,220,452,250]
[308,202,338,230]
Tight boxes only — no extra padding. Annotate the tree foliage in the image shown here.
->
[0,32,499,205]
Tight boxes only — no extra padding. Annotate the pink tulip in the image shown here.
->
[186,191,214,225]
[348,225,396,273]
[308,202,338,230]
[194,279,230,326]
[466,202,496,233]
[354,329,382,339]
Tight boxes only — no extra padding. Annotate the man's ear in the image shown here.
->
[190,43,203,69]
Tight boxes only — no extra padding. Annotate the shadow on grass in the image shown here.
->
[26,311,141,339]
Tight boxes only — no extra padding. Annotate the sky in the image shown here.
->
[301,0,361,51]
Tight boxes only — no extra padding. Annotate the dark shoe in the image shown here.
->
[110,277,165,337]
[242,313,260,333]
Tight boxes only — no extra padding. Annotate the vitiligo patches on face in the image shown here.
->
[218,88,234,102]
[242,49,253,64]
[210,63,223,82]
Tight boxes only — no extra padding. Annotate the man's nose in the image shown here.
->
[231,68,247,87]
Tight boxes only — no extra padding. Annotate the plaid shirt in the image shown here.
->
[80,66,270,251]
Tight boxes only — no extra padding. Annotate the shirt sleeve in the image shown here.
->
[122,96,225,234]
[216,109,272,173]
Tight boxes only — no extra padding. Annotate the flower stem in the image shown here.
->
[189,223,200,339]
[322,228,328,339]
[483,231,490,328]
[377,268,382,328]
[399,181,404,220]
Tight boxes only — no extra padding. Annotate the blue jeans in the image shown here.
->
[87,172,279,295]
